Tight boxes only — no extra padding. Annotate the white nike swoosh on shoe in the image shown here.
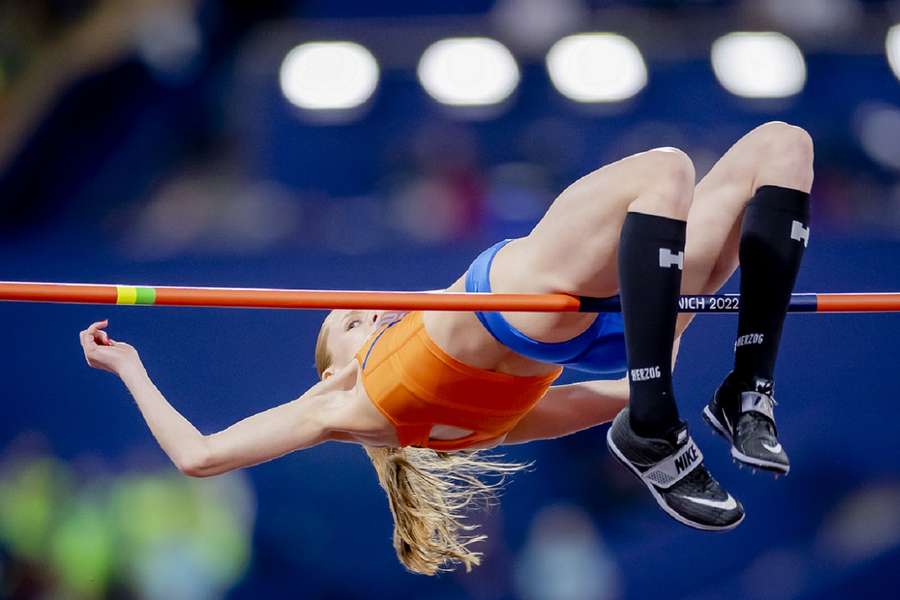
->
[762,441,783,454]
[681,494,739,510]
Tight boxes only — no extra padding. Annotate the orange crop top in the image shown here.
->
[355,311,562,450]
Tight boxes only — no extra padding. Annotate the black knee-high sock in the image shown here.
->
[734,185,810,382]
[619,211,686,438]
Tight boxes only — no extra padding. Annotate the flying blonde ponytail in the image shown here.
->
[363,445,527,575]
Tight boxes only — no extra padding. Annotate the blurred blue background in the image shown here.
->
[1,1,899,598]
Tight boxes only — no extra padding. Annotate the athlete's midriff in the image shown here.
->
[355,311,562,451]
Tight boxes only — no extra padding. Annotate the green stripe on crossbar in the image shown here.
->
[135,287,156,305]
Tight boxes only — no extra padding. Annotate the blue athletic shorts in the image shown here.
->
[465,239,627,377]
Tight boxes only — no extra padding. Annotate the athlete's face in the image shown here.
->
[321,309,381,379]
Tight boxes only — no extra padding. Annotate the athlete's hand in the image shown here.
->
[323,360,362,390]
[316,360,367,405]
[80,320,142,376]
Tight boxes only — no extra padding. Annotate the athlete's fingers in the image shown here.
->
[85,329,109,346]
[83,320,112,346]
[86,319,109,333]
[79,329,97,348]
[81,333,97,364]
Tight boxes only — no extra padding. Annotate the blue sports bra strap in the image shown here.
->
[465,239,602,364]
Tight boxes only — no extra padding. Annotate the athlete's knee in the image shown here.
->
[756,122,813,163]
[752,122,814,190]
[645,147,695,186]
[640,147,695,216]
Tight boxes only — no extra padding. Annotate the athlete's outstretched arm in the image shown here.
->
[503,378,629,444]
[79,320,352,477]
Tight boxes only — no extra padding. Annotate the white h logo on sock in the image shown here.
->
[659,248,684,269]
[791,220,809,247]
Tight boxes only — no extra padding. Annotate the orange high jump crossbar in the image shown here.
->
[0,281,898,313]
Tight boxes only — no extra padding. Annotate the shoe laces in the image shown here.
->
[737,401,777,439]
[678,464,721,496]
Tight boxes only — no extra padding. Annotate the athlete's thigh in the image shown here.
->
[488,151,689,342]
[514,154,662,296]
[673,134,765,339]
[683,137,761,297]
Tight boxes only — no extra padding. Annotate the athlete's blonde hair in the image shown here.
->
[315,318,528,575]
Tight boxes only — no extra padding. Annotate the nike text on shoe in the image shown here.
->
[607,409,745,531]
[703,374,790,475]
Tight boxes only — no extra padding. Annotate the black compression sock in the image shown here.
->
[619,211,686,438]
[734,185,810,382]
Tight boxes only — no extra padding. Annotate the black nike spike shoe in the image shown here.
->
[703,373,790,475]
[607,409,745,531]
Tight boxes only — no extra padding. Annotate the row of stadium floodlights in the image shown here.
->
[279,28,900,112]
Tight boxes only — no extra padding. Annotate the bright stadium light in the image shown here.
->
[711,32,806,98]
[279,41,379,110]
[887,24,900,81]
[546,33,647,102]
[417,37,520,106]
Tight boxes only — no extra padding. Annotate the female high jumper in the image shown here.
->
[80,121,814,575]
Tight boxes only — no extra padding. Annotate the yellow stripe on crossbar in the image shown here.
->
[116,286,138,305]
